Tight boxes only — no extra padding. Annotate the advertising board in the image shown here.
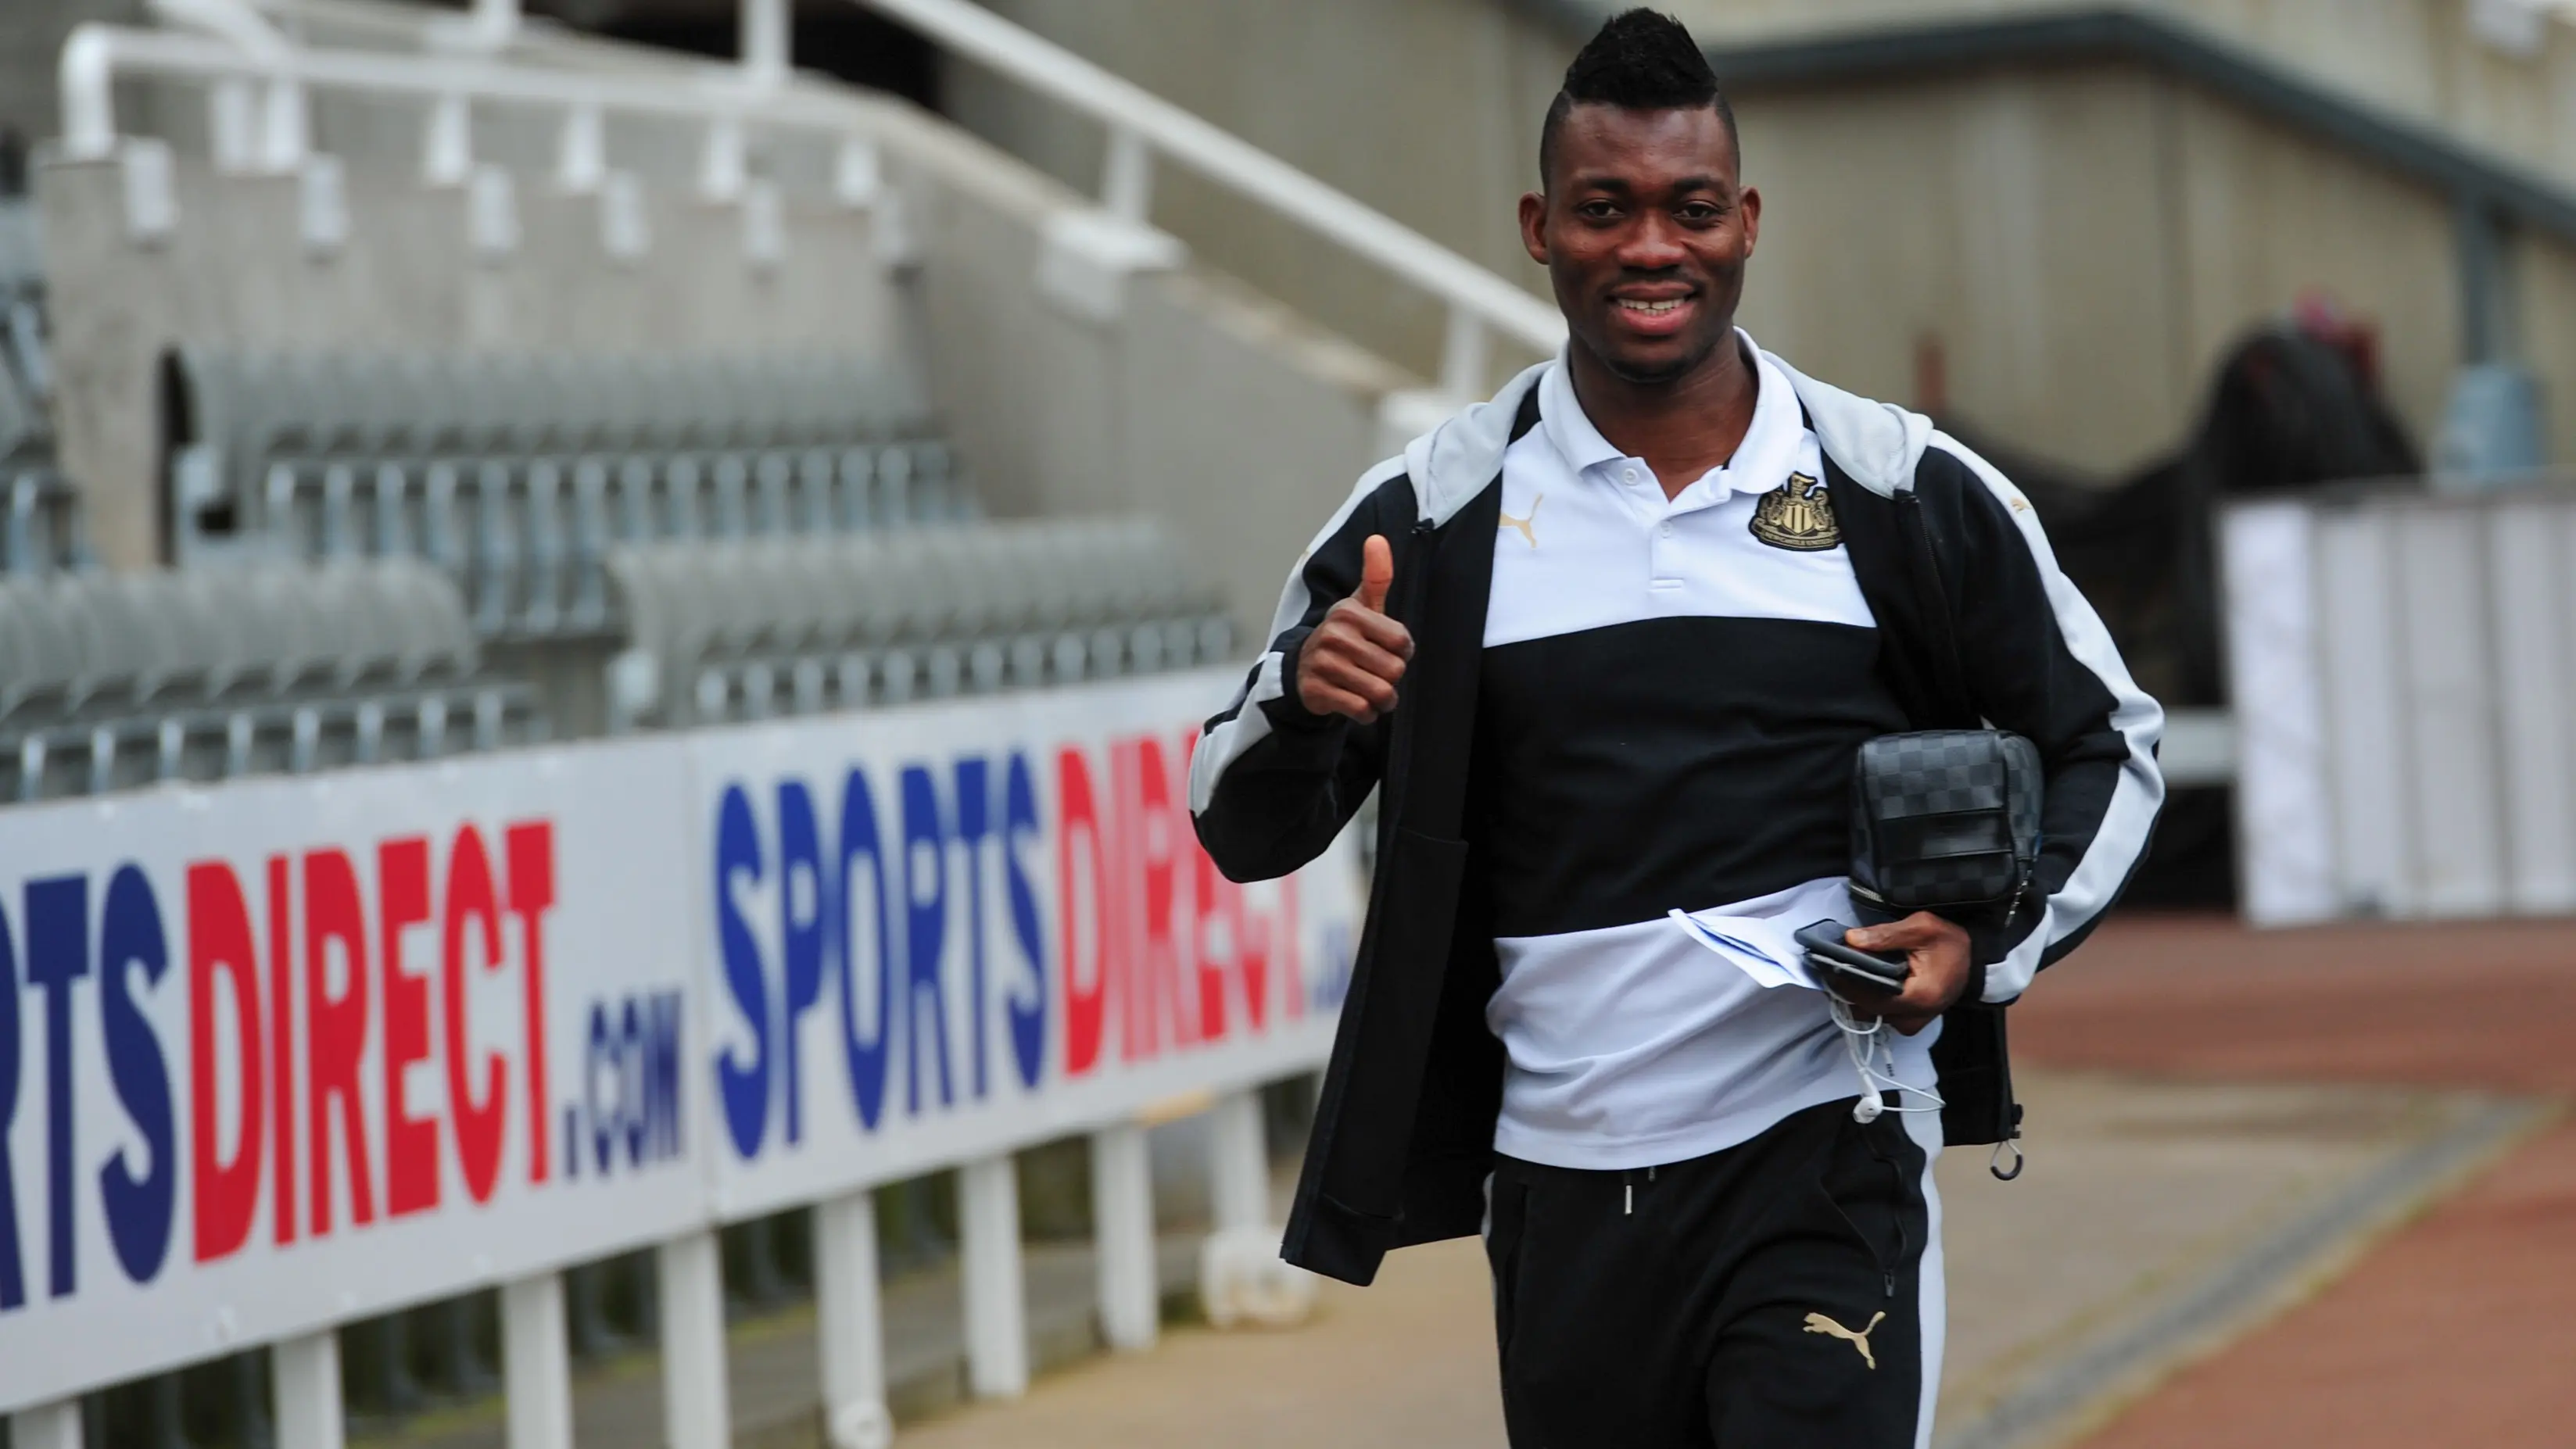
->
[691,673,1358,1218]
[0,669,1360,1410]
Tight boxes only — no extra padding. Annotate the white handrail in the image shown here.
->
[63,0,1562,390]
[851,0,1566,376]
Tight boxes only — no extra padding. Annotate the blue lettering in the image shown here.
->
[714,785,770,1158]
[898,766,953,1114]
[587,1000,617,1175]
[1002,752,1048,1090]
[952,757,991,1100]
[27,875,87,1300]
[97,866,173,1286]
[585,989,686,1175]
[776,782,828,1143]
[621,996,648,1168]
[836,767,893,1129]
[0,889,22,1311]
[644,991,683,1161]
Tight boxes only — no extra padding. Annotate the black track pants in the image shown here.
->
[1484,1097,1944,1449]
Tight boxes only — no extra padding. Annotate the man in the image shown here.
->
[1190,10,2162,1447]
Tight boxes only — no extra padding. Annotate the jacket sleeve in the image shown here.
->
[1928,437,2166,1002]
[1188,464,1409,883]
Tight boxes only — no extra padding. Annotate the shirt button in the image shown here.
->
[1660,522,1675,538]
[1622,467,1639,485]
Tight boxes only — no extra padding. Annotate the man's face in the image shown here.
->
[1521,104,1758,386]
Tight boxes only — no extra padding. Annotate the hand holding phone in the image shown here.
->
[1794,919,1911,998]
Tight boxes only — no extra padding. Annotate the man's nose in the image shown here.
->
[1614,213,1690,270]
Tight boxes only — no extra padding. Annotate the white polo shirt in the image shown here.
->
[1475,333,1938,1170]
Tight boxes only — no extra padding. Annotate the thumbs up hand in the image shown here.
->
[1297,534,1413,724]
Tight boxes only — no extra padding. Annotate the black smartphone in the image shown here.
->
[1793,919,1911,996]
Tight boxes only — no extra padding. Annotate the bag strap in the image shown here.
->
[1897,489,1979,729]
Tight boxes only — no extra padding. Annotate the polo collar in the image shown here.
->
[1535,328,1804,506]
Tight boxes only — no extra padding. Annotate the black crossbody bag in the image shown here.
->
[1842,729,2040,1178]
[1848,730,2042,928]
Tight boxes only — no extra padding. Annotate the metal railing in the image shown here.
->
[847,0,1564,393]
[62,0,1564,395]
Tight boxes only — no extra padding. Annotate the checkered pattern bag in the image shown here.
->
[1849,729,2041,921]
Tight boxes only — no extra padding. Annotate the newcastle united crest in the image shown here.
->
[1748,472,1840,551]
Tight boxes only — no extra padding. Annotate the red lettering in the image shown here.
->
[1135,735,1189,1051]
[305,848,376,1233]
[1109,739,1147,1061]
[1183,729,1238,1039]
[443,827,507,1204]
[1192,847,1242,1038]
[378,837,439,1218]
[503,821,555,1186]
[187,862,264,1264]
[1057,747,1107,1076]
[267,855,297,1245]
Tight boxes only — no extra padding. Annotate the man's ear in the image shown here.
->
[1518,190,1550,267]
[1739,184,1761,258]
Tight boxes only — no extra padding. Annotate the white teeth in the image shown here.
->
[1618,299,1684,315]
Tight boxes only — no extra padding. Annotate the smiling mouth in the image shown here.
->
[1615,297,1690,316]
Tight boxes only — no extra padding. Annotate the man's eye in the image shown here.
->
[1678,204,1722,224]
[1578,201,1620,220]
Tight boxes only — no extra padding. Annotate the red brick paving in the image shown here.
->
[2015,914,2576,1095]
[2073,1122,2576,1449]
[2025,914,2576,1449]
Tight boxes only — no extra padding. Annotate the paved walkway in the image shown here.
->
[2014,916,2576,1449]
[362,914,2576,1449]
[897,914,2576,1449]
[883,1070,2506,1449]
[2074,1122,2576,1449]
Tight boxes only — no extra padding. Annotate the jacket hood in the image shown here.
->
[1396,346,1934,524]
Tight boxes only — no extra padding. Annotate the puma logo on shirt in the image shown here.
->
[1499,492,1543,548]
[1803,1310,1885,1369]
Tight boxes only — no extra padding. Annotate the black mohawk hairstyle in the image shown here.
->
[1539,9,1737,186]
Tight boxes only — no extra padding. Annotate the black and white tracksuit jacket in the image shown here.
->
[1188,350,2165,1288]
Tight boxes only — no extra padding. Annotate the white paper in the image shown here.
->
[1666,907,1823,991]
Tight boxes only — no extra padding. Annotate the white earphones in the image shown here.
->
[1825,990,1944,1125]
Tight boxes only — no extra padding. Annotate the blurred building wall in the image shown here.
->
[944,0,2571,476]
[1662,0,2576,198]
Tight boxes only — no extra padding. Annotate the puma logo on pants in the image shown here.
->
[1804,1311,1886,1370]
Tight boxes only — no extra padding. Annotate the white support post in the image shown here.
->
[257,77,309,174]
[10,1399,83,1449]
[658,1229,732,1449]
[1101,126,1152,224]
[209,77,258,173]
[1209,1088,1270,1235]
[555,103,605,195]
[833,137,882,209]
[699,116,748,203]
[503,1272,575,1449]
[815,1190,893,1449]
[424,93,471,187]
[272,1330,346,1449]
[958,1154,1030,1398]
[471,0,521,47]
[740,0,790,88]
[1090,1122,1159,1351]
[1439,302,1492,400]
[1198,1086,1311,1329]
